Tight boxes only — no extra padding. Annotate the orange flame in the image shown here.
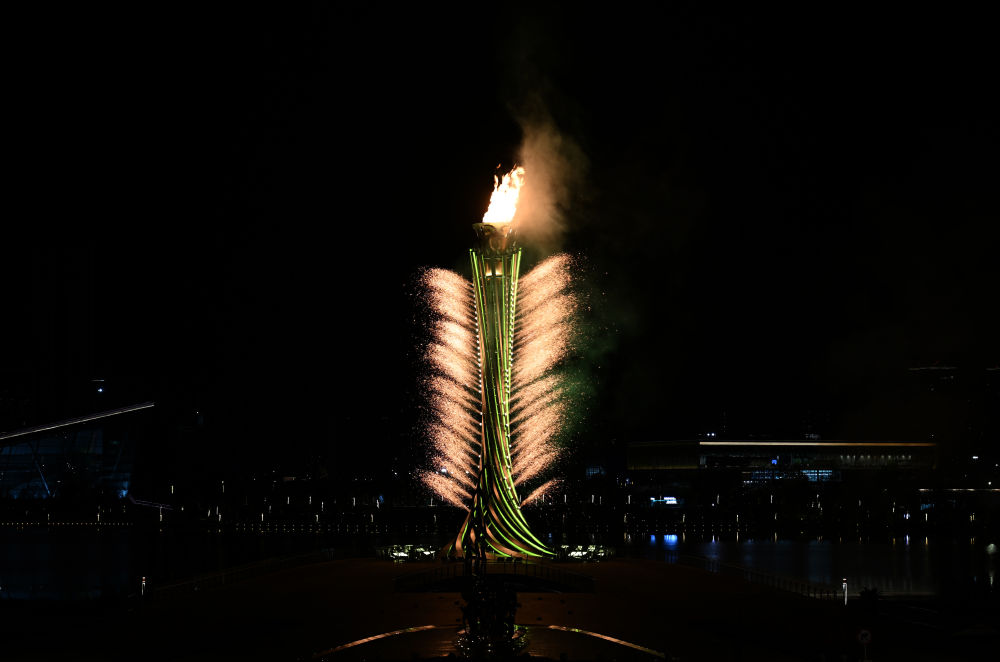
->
[482,166,525,225]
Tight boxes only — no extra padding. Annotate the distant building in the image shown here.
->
[0,403,153,499]
[628,439,938,484]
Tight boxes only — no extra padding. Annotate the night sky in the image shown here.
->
[3,6,997,478]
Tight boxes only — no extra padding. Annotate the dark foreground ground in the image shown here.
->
[2,556,996,661]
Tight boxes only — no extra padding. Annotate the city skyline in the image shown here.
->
[3,6,997,478]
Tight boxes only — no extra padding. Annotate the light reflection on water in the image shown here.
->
[0,530,375,601]
[631,533,997,596]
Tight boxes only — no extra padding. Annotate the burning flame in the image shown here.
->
[481,166,525,225]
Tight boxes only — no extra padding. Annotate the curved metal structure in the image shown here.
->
[446,223,553,559]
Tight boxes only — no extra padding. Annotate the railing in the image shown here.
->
[666,553,840,600]
[394,560,595,593]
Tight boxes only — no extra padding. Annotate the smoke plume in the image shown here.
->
[512,106,587,253]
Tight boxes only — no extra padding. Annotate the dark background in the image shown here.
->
[3,6,997,482]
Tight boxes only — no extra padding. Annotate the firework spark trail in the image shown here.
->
[421,268,481,506]
[428,423,478,460]
[511,405,563,449]
[515,303,574,346]
[427,344,477,391]
[517,258,572,319]
[434,319,478,361]
[509,254,577,489]
[510,374,562,409]
[514,450,559,485]
[511,407,562,480]
[431,453,477,489]
[509,385,562,426]
[513,255,575,392]
[424,268,476,325]
[431,397,481,442]
[421,254,576,504]
[512,398,564,430]
[520,478,562,507]
[426,416,477,457]
[518,254,572,295]
[512,443,557,482]
[422,472,471,509]
[513,327,572,388]
[428,375,480,411]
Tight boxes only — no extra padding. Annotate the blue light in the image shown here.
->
[771,458,778,465]
[650,534,656,545]
[664,534,679,548]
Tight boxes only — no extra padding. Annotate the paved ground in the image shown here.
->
[3,557,995,660]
